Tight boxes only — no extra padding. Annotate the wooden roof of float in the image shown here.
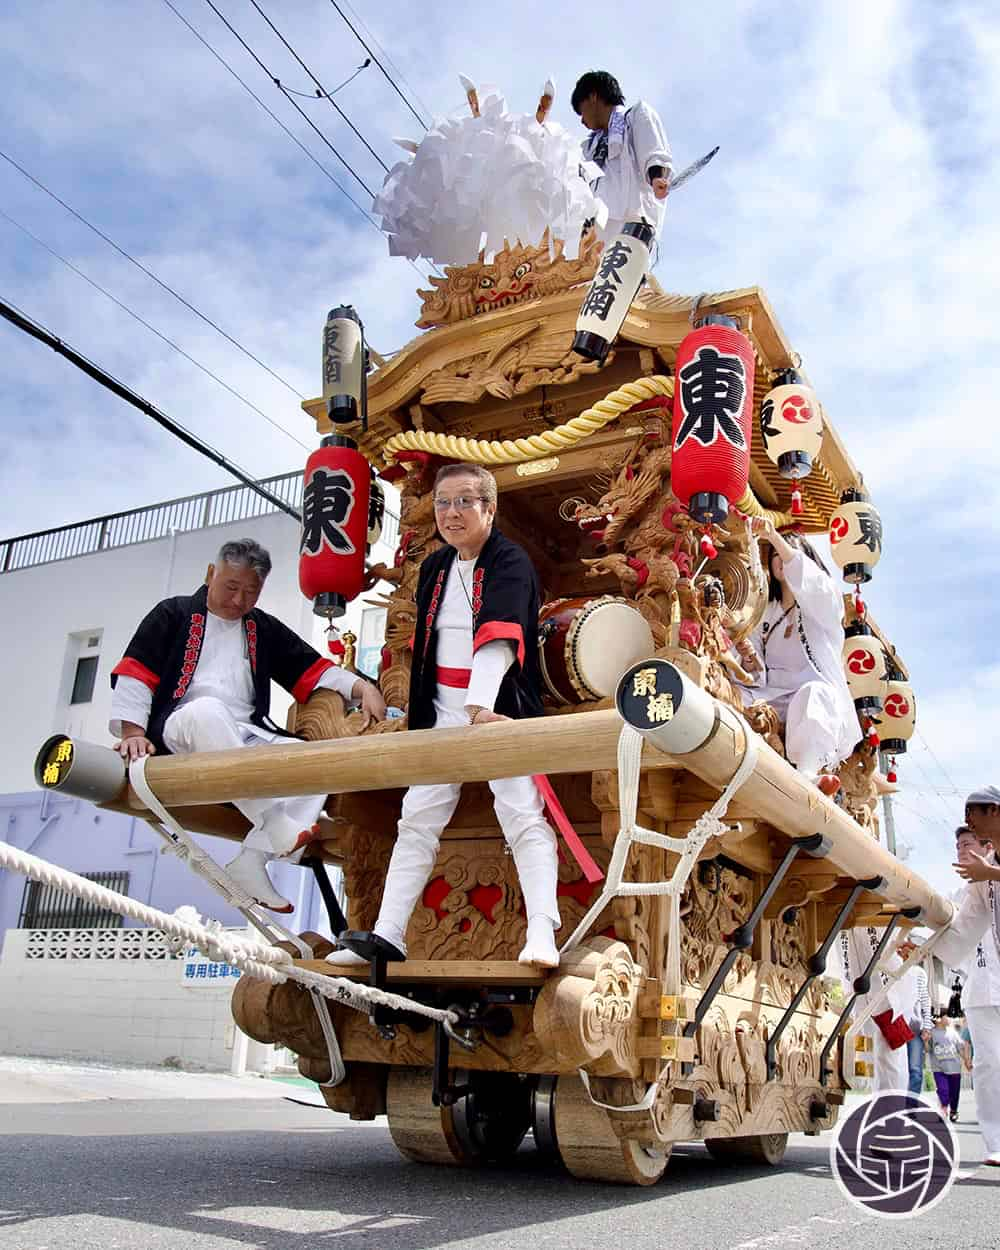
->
[302,237,863,533]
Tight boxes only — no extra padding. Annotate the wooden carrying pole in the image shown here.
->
[80,694,953,927]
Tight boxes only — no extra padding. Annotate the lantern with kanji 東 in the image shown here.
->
[829,485,882,584]
[299,440,371,618]
[671,315,756,528]
[759,367,824,516]
[572,222,655,364]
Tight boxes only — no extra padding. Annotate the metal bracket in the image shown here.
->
[818,904,922,1086]
[765,875,885,1080]
[684,833,831,1043]
[432,1016,476,1107]
[303,856,347,937]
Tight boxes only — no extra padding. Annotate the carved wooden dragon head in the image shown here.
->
[416,229,601,327]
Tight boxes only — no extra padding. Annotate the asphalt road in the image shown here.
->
[1,1076,997,1250]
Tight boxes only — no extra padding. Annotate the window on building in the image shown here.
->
[357,607,387,679]
[70,654,99,704]
[18,871,129,929]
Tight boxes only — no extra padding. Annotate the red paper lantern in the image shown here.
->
[671,316,755,524]
[299,438,371,618]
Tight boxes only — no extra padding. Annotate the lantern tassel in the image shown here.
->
[699,528,717,560]
[790,485,803,516]
[854,589,866,619]
[887,757,898,784]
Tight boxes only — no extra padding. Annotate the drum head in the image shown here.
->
[570,600,655,699]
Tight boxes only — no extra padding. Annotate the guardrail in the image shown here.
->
[1,472,399,573]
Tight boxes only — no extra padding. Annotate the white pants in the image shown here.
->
[871,1028,910,1093]
[745,680,843,774]
[372,774,560,952]
[162,696,326,855]
[966,1006,1000,1152]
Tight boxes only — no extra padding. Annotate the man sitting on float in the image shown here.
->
[329,463,562,969]
[737,516,857,795]
[109,538,386,912]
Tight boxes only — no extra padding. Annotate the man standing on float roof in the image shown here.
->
[572,70,673,242]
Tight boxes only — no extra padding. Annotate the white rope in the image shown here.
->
[0,839,458,1028]
[129,757,309,957]
[564,707,758,1120]
[560,707,759,957]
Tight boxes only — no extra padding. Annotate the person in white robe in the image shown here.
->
[839,925,917,1092]
[110,538,386,913]
[572,70,673,242]
[904,799,1000,1165]
[737,517,858,794]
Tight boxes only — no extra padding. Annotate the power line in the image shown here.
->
[280,57,370,99]
[0,147,305,400]
[199,0,375,199]
[0,207,313,453]
[0,295,302,522]
[324,0,430,130]
[160,0,382,230]
[247,0,390,172]
[916,727,968,801]
[163,0,432,282]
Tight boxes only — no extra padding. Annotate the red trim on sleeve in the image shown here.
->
[111,658,161,692]
[292,657,335,703]
[472,621,525,668]
[436,666,472,689]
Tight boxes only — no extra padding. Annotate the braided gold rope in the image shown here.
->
[379,371,793,525]
[381,374,675,466]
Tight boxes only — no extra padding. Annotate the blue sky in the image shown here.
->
[1,0,998,895]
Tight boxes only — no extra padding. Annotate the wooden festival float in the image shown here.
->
[34,233,950,1184]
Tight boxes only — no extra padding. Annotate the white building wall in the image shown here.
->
[0,509,394,794]
[0,928,271,1071]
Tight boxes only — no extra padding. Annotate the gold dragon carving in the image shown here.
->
[416,229,601,327]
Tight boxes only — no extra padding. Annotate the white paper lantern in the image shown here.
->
[842,623,888,713]
[829,486,882,584]
[759,370,824,478]
[880,675,916,754]
[572,221,654,364]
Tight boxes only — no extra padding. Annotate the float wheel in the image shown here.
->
[705,1132,789,1166]
[386,1068,531,1166]
[550,1074,670,1185]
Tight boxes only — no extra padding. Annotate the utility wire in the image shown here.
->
[0,207,312,453]
[916,727,968,802]
[0,296,302,522]
[0,147,305,400]
[325,0,430,130]
[161,0,381,230]
[199,0,374,199]
[165,0,432,281]
[247,0,390,172]
[280,57,369,99]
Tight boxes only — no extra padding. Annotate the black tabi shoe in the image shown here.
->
[336,930,406,962]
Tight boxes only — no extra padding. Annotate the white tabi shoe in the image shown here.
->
[518,916,560,968]
[224,848,294,914]
[324,947,370,967]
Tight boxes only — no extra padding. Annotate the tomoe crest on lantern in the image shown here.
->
[829,484,882,584]
[842,620,888,713]
[671,315,755,525]
[880,657,916,754]
[759,366,824,519]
